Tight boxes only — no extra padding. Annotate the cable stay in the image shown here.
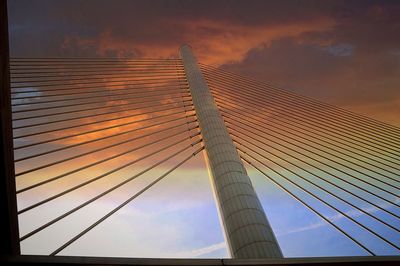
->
[241,153,376,256]
[48,144,204,256]
[15,115,197,176]
[211,89,400,163]
[200,63,400,136]
[17,127,200,194]
[213,97,400,173]
[18,134,202,215]
[207,79,400,153]
[220,109,400,187]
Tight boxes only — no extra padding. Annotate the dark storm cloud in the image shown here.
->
[7,0,400,125]
[8,0,399,58]
[6,0,345,57]
[219,1,400,125]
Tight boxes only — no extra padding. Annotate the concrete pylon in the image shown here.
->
[179,45,282,259]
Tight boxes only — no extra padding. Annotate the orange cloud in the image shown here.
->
[172,17,336,65]
[60,17,336,66]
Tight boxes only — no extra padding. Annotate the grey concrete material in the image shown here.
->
[219,186,257,206]
[222,204,269,233]
[209,150,243,168]
[230,225,277,250]
[213,161,246,178]
[224,207,265,225]
[207,142,239,157]
[216,180,254,196]
[236,241,283,259]
[221,193,262,212]
[201,126,229,138]
[180,44,282,259]
[227,210,270,234]
[206,135,235,150]
[235,241,283,258]
[212,169,247,190]
[221,195,259,216]
[216,174,253,192]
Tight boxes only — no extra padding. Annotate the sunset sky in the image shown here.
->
[8,0,400,126]
[7,0,400,259]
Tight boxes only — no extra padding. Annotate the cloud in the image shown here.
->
[323,43,354,57]
[276,199,399,237]
[19,165,227,257]
[55,15,335,66]
[174,242,226,257]
[9,1,400,126]
[220,36,400,126]
[9,0,400,258]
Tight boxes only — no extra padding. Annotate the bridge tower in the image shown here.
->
[180,45,282,259]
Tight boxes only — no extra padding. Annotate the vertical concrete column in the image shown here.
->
[180,45,282,259]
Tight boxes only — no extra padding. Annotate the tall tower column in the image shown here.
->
[180,45,282,259]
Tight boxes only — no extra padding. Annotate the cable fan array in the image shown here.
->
[11,58,204,255]
[9,56,400,257]
[201,63,400,256]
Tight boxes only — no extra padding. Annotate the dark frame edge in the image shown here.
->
[1,255,400,265]
[0,0,20,257]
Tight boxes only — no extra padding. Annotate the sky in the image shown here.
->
[7,0,400,259]
[8,0,400,126]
